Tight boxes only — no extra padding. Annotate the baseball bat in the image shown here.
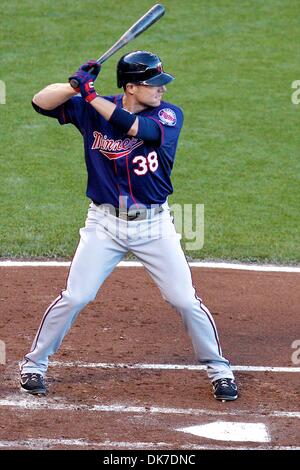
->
[70,3,165,89]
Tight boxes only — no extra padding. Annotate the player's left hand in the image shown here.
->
[69,60,101,98]
[78,60,102,81]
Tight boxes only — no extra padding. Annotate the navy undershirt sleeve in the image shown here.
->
[32,100,61,118]
[108,106,136,134]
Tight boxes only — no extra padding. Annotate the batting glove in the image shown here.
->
[68,60,101,100]
[79,60,101,81]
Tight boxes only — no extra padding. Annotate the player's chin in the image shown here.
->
[152,97,162,106]
[144,97,162,107]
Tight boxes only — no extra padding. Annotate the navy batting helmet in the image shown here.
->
[117,50,174,88]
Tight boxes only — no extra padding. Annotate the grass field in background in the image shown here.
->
[0,0,299,262]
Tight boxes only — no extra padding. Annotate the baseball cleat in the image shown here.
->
[20,373,46,395]
[212,378,238,401]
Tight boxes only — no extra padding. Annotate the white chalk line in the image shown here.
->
[0,438,298,450]
[50,360,300,373]
[1,396,299,419]
[1,260,300,272]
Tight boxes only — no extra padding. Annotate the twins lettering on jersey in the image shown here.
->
[91,131,143,160]
[91,131,158,176]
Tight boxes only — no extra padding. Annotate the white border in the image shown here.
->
[1,260,300,272]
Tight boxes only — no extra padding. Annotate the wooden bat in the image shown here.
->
[69,4,165,89]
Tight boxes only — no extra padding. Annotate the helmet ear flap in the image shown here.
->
[117,70,123,88]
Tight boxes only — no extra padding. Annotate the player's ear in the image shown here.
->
[125,83,136,95]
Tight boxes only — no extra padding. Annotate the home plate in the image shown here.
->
[176,421,270,443]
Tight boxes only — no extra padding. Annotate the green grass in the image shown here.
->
[0,0,299,262]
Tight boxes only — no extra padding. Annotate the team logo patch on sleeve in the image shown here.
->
[158,108,177,126]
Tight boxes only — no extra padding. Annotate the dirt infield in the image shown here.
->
[0,266,299,449]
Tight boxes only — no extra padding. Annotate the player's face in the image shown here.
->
[134,84,167,108]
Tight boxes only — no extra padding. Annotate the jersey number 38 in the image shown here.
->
[132,151,159,176]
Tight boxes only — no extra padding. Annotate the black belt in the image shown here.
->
[92,201,164,221]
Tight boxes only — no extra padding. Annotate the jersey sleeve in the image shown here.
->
[32,95,87,133]
[149,105,184,149]
[136,115,161,142]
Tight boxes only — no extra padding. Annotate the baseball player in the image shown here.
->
[19,51,238,401]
